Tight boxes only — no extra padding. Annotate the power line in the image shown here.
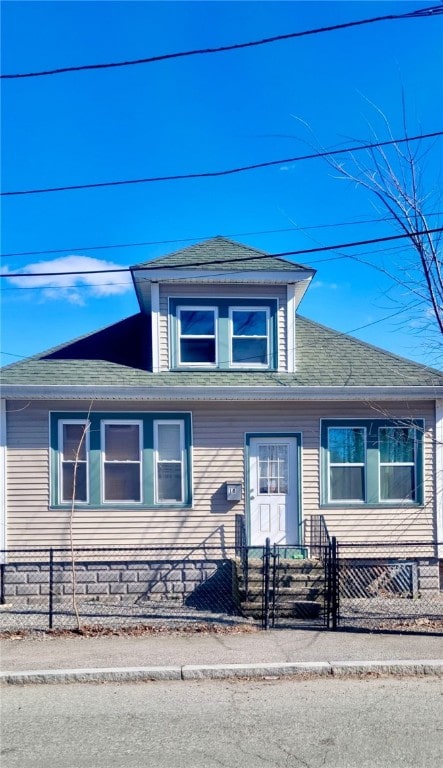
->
[0,244,410,292]
[2,227,442,279]
[3,131,442,197]
[0,304,432,371]
[2,5,441,80]
[2,212,442,260]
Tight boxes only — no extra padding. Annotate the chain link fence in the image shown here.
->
[336,542,443,632]
[0,546,246,632]
[1,541,441,634]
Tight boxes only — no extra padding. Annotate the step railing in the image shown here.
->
[309,514,331,560]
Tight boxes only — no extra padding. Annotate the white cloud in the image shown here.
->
[310,281,339,291]
[3,255,133,304]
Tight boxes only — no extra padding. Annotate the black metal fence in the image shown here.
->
[335,542,443,632]
[0,540,441,634]
[0,546,245,632]
[236,538,337,630]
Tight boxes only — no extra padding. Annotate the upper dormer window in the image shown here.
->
[229,307,270,368]
[169,297,278,371]
[178,307,217,367]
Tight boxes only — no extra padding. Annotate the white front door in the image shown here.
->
[249,437,299,546]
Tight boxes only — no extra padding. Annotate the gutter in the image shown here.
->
[1,385,443,401]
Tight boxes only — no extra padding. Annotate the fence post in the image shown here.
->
[331,536,338,630]
[48,548,54,630]
[263,537,271,630]
[271,543,278,628]
[0,562,5,605]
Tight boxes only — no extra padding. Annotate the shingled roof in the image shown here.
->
[131,236,312,273]
[2,313,442,389]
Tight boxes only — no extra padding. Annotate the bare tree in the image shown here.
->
[68,404,93,632]
[326,101,442,342]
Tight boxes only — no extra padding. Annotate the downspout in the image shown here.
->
[436,399,443,560]
[0,399,7,559]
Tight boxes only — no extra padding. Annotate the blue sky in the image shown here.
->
[1,0,442,369]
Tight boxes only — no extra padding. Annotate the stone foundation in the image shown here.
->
[1,558,238,612]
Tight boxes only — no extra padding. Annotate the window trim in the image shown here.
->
[378,426,417,503]
[229,306,271,369]
[58,419,90,504]
[100,419,143,505]
[153,420,185,504]
[320,418,424,507]
[169,297,278,371]
[327,426,367,504]
[177,305,218,368]
[50,411,192,509]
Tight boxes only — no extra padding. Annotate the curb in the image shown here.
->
[1,659,443,685]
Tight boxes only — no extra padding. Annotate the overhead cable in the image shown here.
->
[2,131,442,197]
[2,212,442,259]
[2,5,441,79]
[2,227,442,278]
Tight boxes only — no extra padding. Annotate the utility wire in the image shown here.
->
[2,227,442,278]
[2,5,441,79]
[3,131,442,197]
[0,303,432,371]
[0,244,410,292]
[2,212,442,260]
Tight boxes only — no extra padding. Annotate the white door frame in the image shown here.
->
[245,432,302,546]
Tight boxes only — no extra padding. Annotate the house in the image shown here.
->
[1,236,443,602]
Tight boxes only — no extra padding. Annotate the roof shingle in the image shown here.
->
[131,236,312,272]
[2,313,441,389]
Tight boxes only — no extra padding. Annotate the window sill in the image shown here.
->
[170,366,274,373]
[50,503,193,511]
[320,502,423,509]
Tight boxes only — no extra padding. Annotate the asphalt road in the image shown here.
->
[1,678,442,768]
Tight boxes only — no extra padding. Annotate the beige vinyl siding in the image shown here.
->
[5,399,436,549]
[158,284,287,371]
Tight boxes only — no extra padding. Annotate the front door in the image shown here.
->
[249,436,299,546]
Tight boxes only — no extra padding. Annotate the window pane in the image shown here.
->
[329,428,365,464]
[232,338,267,364]
[232,310,267,336]
[379,428,414,463]
[180,338,216,363]
[104,464,141,501]
[62,424,86,461]
[180,310,215,335]
[157,424,181,461]
[157,463,182,501]
[62,463,87,502]
[257,444,288,494]
[330,466,364,501]
[380,466,415,501]
[105,424,140,461]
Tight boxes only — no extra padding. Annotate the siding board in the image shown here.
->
[5,399,436,548]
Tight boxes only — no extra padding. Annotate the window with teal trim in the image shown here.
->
[321,419,424,506]
[169,297,278,370]
[50,412,192,508]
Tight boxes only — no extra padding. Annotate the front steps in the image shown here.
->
[236,558,327,621]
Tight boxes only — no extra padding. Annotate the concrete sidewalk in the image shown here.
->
[1,628,442,683]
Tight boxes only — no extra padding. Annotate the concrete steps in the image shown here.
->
[235,558,327,620]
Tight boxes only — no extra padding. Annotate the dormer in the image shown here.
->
[130,237,315,374]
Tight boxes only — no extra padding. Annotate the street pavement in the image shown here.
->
[2,677,443,767]
[1,627,442,683]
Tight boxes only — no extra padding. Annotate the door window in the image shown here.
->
[258,444,288,494]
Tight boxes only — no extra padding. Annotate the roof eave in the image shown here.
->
[131,267,315,283]
[2,385,442,401]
